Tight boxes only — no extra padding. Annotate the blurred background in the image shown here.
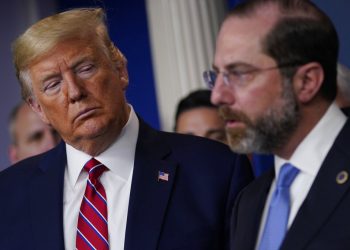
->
[0,0,349,169]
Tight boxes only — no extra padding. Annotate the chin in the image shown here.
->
[226,127,255,154]
[74,122,107,139]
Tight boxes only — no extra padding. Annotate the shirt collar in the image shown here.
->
[275,103,347,177]
[66,105,139,188]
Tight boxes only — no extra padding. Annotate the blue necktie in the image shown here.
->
[258,163,299,250]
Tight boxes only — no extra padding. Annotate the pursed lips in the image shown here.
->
[74,107,98,122]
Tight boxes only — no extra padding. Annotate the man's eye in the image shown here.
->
[77,64,95,77]
[80,65,93,72]
[230,70,243,77]
[43,80,61,95]
[27,131,44,143]
[229,67,253,75]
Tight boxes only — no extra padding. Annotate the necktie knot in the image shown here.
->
[84,158,107,184]
[276,163,299,188]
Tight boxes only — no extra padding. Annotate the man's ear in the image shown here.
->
[8,145,18,164]
[109,43,129,90]
[119,66,129,90]
[27,97,50,124]
[293,62,324,103]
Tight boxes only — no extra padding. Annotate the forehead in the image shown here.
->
[215,10,279,68]
[179,107,222,123]
[29,38,103,73]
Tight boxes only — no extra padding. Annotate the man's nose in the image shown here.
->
[211,74,235,106]
[65,73,87,103]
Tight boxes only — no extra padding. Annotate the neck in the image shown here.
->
[76,127,123,156]
[275,100,331,159]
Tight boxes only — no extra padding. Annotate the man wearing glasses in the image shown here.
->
[204,0,350,249]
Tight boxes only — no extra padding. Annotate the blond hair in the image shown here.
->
[12,8,126,101]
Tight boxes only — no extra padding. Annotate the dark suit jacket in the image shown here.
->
[231,119,350,250]
[342,107,350,116]
[0,120,253,250]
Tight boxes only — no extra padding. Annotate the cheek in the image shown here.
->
[238,84,283,119]
[90,74,121,99]
[42,103,65,123]
[38,103,70,136]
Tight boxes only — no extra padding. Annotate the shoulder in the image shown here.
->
[0,154,46,212]
[158,130,245,166]
[162,130,232,152]
[147,129,254,190]
[0,154,43,184]
[139,119,237,159]
[0,142,65,190]
[138,120,252,176]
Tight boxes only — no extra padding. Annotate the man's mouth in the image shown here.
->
[74,107,98,122]
[225,119,245,129]
[219,106,250,129]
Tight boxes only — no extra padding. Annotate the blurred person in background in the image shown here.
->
[174,89,227,144]
[8,101,61,164]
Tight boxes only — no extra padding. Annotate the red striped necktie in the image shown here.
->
[76,158,109,250]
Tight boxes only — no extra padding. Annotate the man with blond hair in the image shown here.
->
[0,8,253,250]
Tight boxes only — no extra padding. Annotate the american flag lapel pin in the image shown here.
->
[158,171,169,182]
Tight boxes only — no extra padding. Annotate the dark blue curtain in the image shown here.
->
[228,0,243,9]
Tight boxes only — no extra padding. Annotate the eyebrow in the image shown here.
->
[212,61,256,72]
[38,55,93,84]
[70,55,94,71]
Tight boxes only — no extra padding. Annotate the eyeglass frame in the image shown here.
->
[203,63,300,89]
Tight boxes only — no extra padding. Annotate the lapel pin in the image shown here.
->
[158,171,169,182]
[336,170,348,185]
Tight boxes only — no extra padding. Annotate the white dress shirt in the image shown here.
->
[255,103,347,249]
[63,106,139,250]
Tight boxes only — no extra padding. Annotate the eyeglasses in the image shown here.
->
[203,63,298,89]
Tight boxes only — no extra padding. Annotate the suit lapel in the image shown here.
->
[282,121,350,250]
[29,142,66,250]
[124,121,177,250]
[234,169,274,250]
